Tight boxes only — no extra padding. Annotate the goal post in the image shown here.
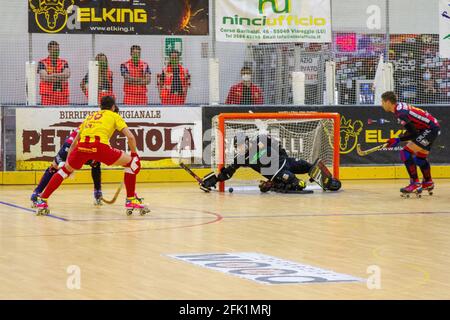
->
[211,112,340,192]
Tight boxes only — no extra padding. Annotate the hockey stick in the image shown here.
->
[101,183,123,204]
[179,162,203,184]
[179,162,218,192]
[356,143,387,156]
[177,136,215,192]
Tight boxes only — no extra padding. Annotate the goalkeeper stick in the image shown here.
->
[101,183,123,204]
[356,143,387,156]
[180,162,203,184]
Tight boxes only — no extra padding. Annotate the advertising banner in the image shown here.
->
[28,0,209,35]
[202,105,449,165]
[0,108,3,171]
[216,0,331,43]
[16,107,202,170]
[440,0,450,58]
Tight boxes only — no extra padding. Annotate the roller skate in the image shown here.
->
[134,193,144,204]
[125,197,150,216]
[35,198,50,216]
[421,180,434,196]
[400,180,422,198]
[30,191,39,208]
[94,189,103,206]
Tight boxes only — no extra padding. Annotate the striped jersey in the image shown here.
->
[65,127,80,145]
[394,103,439,131]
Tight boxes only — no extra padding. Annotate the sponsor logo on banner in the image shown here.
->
[15,107,202,167]
[339,116,363,154]
[28,0,209,35]
[167,253,362,285]
[29,0,74,33]
[216,0,331,43]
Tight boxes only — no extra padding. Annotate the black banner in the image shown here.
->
[28,0,209,35]
[202,105,450,165]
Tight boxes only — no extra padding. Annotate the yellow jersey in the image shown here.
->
[79,110,127,145]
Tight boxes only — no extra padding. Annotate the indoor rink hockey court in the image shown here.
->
[1,179,450,299]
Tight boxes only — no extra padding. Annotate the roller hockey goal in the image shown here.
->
[210,112,340,192]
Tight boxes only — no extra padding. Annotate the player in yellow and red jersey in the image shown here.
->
[35,96,150,216]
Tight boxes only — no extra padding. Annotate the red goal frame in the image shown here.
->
[215,112,341,192]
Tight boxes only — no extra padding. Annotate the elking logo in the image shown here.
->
[29,0,74,33]
[259,0,291,14]
[340,116,363,154]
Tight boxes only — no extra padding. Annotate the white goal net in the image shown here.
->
[210,112,340,191]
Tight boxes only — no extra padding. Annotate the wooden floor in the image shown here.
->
[1,179,450,299]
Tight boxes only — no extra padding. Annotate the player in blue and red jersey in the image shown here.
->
[381,91,441,195]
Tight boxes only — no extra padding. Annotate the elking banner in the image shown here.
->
[440,0,450,57]
[28,0,209,35]
[216,0,331,43]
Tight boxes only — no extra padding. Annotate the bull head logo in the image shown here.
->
[29,0,74,33]
[340,116,363,154]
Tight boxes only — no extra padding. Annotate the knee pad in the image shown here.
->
[414,152,429,168]
[48,166,58,174]
[57,166,72,179]
[124,156,141,175]
[400,147,414,163]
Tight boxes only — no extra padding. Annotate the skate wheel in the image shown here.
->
[126,209,133,216]
[37,209,49,216]
[94,200,103,206]
[429,191,433,196]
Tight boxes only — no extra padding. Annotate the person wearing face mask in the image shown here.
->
[226,66,264,105]
[120,45,151,105]
[38,41,71,105]
[421,68,437,103]
[157,50,191,105]
[81,53,115,104]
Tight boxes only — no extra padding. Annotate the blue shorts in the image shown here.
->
[54,142,70,165]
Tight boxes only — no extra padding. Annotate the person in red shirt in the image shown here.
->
[226,66,264,105]
[38,41,70,105]
[120,45,151,105]
[81,53,115,104]
[157,50,191,105]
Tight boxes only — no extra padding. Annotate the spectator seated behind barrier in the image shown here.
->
[38,41,70,105]
[120,45,151,105]
[81,53,115,104]
[157,50,191,105]
[226,66,263,105]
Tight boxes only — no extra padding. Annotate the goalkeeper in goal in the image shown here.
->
[201,132,342,193]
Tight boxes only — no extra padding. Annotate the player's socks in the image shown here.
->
[91,164,102,191]
[124,172,136,198]
[400,146,418,181]
[40,167,71,199]
[415,152,432,182]
[34,167,57,194]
